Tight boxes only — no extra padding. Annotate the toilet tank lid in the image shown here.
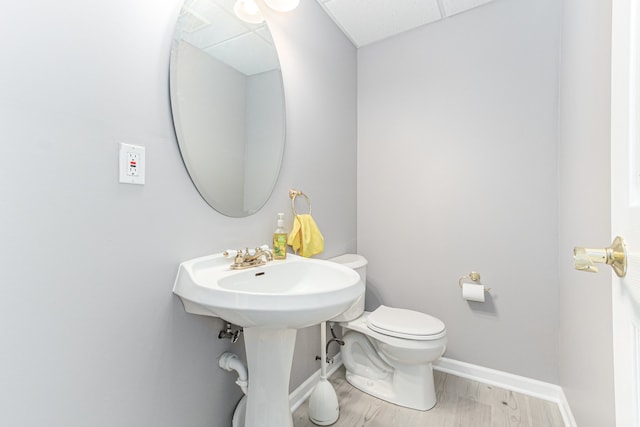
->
[329,254,367,269]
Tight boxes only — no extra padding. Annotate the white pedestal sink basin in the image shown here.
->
[173,253,364,427]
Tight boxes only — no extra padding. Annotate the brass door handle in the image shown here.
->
[573,236,627,278]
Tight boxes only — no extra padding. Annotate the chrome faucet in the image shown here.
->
[224,246,273,270]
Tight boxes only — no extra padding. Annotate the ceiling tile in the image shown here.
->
[321,0,442,47]
[204,32,280,75]
[177,0,278,76]
[440,0,494,17]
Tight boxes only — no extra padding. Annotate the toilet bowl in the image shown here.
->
[329,254,447,411]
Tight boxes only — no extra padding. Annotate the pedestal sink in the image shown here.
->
[173,253,364,427]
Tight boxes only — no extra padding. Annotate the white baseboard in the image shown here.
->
[290,354,576,427]
[434,357,577,427]
[289,353,343,412]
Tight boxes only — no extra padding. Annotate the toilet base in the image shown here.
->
[344,362,437,411]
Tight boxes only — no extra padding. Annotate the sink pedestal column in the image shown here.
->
[243,327,297,427]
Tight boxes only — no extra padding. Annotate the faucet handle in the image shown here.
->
[225,246,269,257]
[223,249,247,266]
[223,249,238,258]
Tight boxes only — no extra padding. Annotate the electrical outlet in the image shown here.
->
[119,143,145,185]
[127,152,139,176]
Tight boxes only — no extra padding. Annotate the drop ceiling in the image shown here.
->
[178,0,496,76]
[316,0,496,47]
[178,0,279,75]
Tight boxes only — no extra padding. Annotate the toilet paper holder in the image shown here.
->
[458,272,491,292]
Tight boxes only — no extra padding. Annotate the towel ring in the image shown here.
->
[289,188,312,216]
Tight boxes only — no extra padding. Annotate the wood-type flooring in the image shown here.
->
[292,366,564,427]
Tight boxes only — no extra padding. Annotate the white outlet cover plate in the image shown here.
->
[119,143,145,185]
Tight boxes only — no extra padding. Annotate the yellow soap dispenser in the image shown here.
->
[273,213,287,260]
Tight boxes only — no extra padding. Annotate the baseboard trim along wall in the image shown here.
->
[289,353,344,412]
[290,354,576,427]
[433,357,577,427]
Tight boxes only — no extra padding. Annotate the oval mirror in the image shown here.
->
[170,0,286,217]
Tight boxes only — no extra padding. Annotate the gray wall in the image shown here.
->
[0,0,619,425]
[357,0,561,383]
[0,0,356,426]
[557,0,616,425]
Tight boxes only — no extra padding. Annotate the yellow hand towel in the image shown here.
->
[287,214,324,257]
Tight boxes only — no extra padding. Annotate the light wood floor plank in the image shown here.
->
[527,394,566,427]
[454,397,492,426]
[293,366,564,426]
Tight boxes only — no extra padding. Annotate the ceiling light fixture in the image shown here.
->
[234,0,264,24]
[264,0,300,12]
[234,0,299,23]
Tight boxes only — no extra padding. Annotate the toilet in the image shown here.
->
[329,254,447,411]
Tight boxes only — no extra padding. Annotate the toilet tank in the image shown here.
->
[328,254,367,322]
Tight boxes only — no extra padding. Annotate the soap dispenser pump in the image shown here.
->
[273,213,287,260]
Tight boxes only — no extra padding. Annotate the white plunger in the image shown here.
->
[308,321,339,425]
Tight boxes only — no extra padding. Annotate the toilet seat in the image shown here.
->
[366,305,446,340]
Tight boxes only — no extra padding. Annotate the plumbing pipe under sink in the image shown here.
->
[219,352,248,427]
[219,352,248,394]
